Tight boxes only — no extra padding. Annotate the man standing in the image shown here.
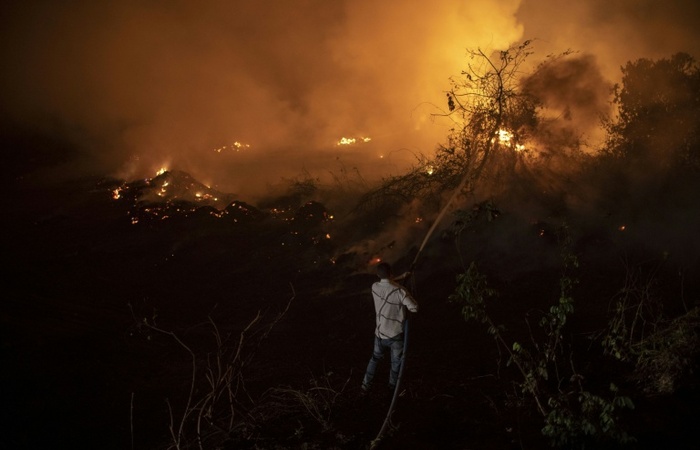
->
[361,262,418,393]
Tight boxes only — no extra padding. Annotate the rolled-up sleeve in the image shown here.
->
[401,290,418,312]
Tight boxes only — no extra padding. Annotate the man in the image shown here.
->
[361,262,418,394]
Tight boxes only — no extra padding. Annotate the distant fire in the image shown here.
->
[337,136,371,146]
[214,141,251,153]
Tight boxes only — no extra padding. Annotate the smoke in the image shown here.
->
[520,54,613,148]
[3,0,698,278]
[0,0,523,196]
[2,0,698,202]
[516,0,700,82]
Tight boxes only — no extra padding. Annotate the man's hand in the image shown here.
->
[395,271,411,281]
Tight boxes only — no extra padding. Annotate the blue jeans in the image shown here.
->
[362,334,404,390]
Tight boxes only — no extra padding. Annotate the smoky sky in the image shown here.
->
[2,0,699,198]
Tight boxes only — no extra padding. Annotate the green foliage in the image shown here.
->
[542,384,635,448]
[451,261,498,326]
[450,227,635,448]
[602,264,700,395]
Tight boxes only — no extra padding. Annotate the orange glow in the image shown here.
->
[495,129,525,152]
[369,256,382,265]
[337,137,356,145]
[337,136,371,146]
[214,141,251,153]
[498,129,513,144]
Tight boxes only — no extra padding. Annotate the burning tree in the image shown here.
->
[356,40,539,215]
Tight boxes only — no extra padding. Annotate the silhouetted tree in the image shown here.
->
[605,53,700,172]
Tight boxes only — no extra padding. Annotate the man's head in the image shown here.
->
[376,262,391,279]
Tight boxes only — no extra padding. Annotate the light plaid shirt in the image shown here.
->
[371,278,418,339]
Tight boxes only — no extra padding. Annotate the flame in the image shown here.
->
[494,129,525,152]
[369,256,382,265]
[156,167,168,176]
[337,137,356,145]
[214,141,251,153]
[498,129,513,144]
[337,136,371,146]
[425,165,434,175]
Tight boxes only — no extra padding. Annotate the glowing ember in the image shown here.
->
[425,165,435,175]
[618,225,626,231]
[214,141,251,153]
[337,136,371,146]
[156,167,168,176]
[338,137,356,145]
[415,217,423,223]
[369,256,382,265]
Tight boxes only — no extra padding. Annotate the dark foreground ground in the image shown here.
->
[2,170,699,450]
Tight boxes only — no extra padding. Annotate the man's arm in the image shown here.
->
[401,288,418,313]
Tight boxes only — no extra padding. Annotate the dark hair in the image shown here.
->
[376,262,391,279]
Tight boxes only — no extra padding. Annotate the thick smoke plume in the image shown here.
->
[6,0,698,200]
[1,0,523,196]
